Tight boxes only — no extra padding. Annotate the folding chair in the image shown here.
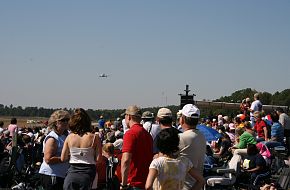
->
[204,154,242,190]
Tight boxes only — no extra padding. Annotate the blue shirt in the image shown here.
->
[271,122,284,143]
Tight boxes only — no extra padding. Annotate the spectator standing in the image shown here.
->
[98,116,105,129]
[178,104,206,190]
[0,121,4,131]
[121,105,153,190]
[8,118,19,147]
[39,110,70,190]
[61,108,102,190]
[145,128,205,190]
[141,111,160,141]
[249,93,263,126]
[153,108,179,154]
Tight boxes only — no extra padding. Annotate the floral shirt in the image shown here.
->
[149,156,193,190]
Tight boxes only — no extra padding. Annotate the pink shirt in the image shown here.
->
[8,124,17,137]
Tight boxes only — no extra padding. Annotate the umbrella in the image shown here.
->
[196,124,222,142]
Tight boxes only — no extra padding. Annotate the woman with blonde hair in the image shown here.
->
[61,108,102,190]
[39,110,70,190]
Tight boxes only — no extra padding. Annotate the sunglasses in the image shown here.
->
[59,118,69,122]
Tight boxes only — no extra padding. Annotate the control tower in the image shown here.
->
[179,85,196,109]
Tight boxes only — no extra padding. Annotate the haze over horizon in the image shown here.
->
[1,1,289,110]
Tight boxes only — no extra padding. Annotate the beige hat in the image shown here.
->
[141,111,154,119]
[125,105,142,117]
[48,110,70,126]
[157,108,172,118]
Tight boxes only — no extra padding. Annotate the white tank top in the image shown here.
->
[69,134,97,165]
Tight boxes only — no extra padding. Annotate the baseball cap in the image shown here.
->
[157,108,172,118]
[142,111,154,119]
[48,110,70,126]
[125,105,142,117]
[181,104,200,118]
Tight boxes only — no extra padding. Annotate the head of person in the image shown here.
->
[156,127,179,156]
[69,108,92,135]
[115,130,123,139]
[48,110,70,134]
[180,104,200,128]
[141,111,154,122]
[244,121,252,130]
[270,111,279,123]
[157,108,173,127]
[3,130,10,137]
[254,111,262,121]
[246,97,251,103]
[234,116,242,125]
[275,107,285,114]
[254,93,260,100]
[0,121,4,128]
[10,118,17,124]
[102,143,115,158]
[124,105,142,127]
[247,144,259,156]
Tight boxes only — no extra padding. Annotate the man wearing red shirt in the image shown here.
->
[121,105,153,190]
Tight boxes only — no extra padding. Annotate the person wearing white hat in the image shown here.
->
[178,104,206,190]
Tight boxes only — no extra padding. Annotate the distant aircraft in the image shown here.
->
[99,73,109,78]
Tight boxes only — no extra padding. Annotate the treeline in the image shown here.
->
[0,104,179,121]
[1,88,289,119]
[214,88,290,106]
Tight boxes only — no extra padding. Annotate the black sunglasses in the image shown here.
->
[59,118,69,122]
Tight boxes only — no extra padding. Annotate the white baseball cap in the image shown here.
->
[181,104,200,118]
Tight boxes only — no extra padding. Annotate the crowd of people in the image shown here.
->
[0,93,290,190]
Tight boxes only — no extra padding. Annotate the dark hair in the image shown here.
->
[158,117,173,126]
[0,121,4,127]
[271,111,279,123]
[234,117,241,124]
[156,128,179,155]
[244,121,252,129]
[11,118,17,124]
[183,116,199,126]
[247,144,259,156]
[69,108,92,135]
[275,107,284,113]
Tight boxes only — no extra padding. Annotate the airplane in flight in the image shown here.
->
[99,73,109,78]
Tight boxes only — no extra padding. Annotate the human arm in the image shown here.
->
[245,165,263,173]
[95,134,103,163]
[121,152,132,188]
[237,134,246,149]
[263,125,269,141]
[44,137,62,164]
[188,167,205,190]
[145,168,158,190]
[61,137,70,162]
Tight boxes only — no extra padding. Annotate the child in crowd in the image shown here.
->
[145,128,205,190]
[243,144,270,188]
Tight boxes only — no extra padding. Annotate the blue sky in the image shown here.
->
[0,1,289,109]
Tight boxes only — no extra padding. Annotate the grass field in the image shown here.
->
[0,116,48,129]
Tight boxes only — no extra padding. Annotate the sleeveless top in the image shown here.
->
[39,131,69,178]
[69,134,97,165]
